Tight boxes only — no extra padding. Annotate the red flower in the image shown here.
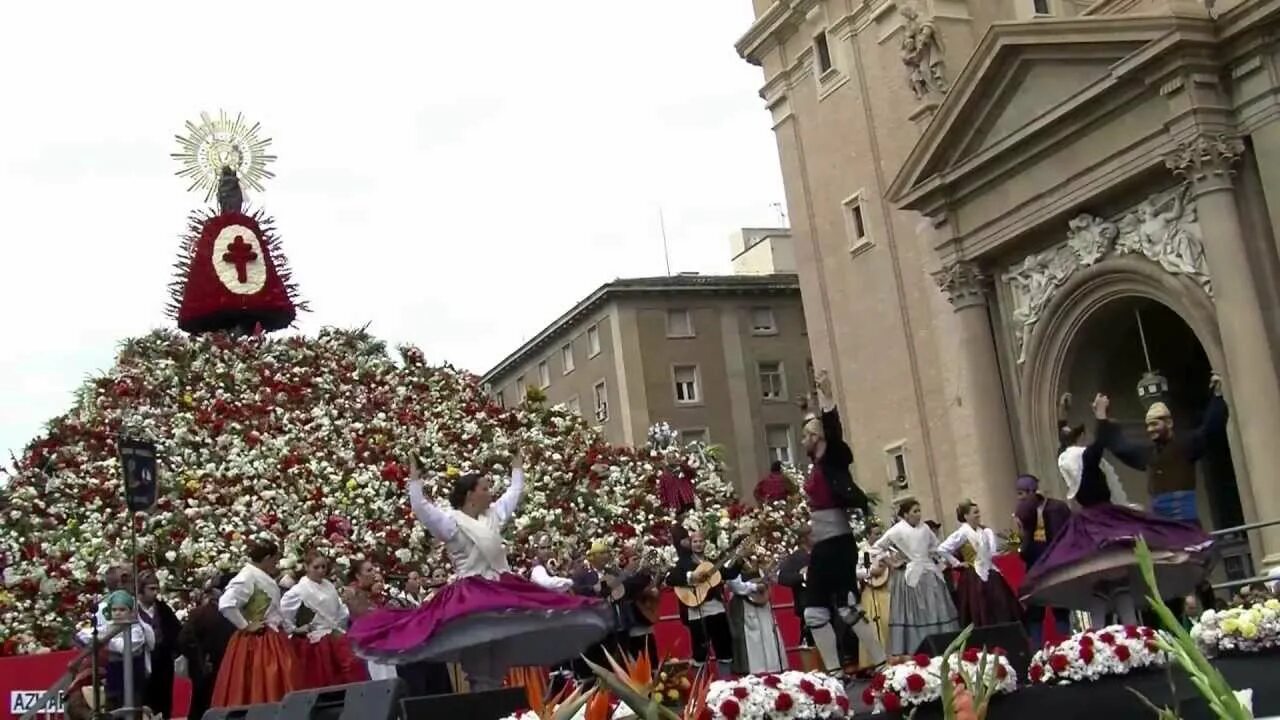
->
[1048,654,1070,673]
[962,647,980,663]
[905,673,926,693]
[914,653,931,668]
[799,678,816,696]
[696,709,713,720]
[882,692,902,712]
[813,688,833,705]
[1097,632,1115,645]
[719,699,741,720]
[1114,645,1131,662]
[1029,664,1045,682]
[1141,627,1156,639]
[1079,646,1094,664]
[775,692,794,712]
[1125,625,1141,639]
[836,695,850,712]
[762,675,781,688]
[732,686,749,700]
[871,673,887,690]
[995,663,1009,680]
[861,687,876,707]
[1078,635,1094,648]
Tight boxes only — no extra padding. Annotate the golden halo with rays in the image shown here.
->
[172,110,277,202]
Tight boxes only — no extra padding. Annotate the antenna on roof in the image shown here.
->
[659,207,672,277]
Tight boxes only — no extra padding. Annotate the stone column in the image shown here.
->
[933,260,1020,525]
[1165,133,1280,565]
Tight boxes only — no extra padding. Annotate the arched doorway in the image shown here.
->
[1057,297,1242,530]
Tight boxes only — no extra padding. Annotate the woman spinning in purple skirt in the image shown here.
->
[348,450,614,691]
[1021,393,1214,629]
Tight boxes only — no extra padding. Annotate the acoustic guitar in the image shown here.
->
[864,552,906,589]
[673,536,751,608]
[636,585,662,624]
[745,570,777,607]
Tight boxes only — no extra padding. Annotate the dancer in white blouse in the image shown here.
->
[348,450,612,691]
[281,551,367,689]
[872,497,959,655]
[937,500,1022,628]
[212,540,299,708]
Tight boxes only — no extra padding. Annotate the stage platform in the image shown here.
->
[849,653,1280,719]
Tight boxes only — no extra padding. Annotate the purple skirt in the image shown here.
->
[1021,502,1213,609]
[347,572,614,667]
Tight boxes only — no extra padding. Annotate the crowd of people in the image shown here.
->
[66,369,1233,717]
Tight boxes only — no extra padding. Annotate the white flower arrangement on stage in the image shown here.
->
[703,672,851,720]
[1190,599,1280,656]
[863,648,1016,713]
[1028,624,1167,686]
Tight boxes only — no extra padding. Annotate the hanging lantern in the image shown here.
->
[1137,369,1169,406]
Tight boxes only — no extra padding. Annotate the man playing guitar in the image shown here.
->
[666,530,741,678]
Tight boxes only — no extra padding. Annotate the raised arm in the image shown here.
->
[408,466,458,541]
[491,459,526,526]
[1189,377,1229,461]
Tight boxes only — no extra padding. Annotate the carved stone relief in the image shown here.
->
[900,4,948,101]
[1001,183,1212,363]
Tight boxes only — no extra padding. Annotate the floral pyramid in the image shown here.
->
[0,328,819,655]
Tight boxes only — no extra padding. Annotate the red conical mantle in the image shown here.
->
[169,209,304,333]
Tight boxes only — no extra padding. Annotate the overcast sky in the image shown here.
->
[0,2,786,461]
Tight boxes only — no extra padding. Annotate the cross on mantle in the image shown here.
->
[222,235,259,283]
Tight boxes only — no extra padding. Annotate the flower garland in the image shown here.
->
[0,329,832,655]
[1028,625,1166,686]
[703,672,850,720]
[1191,600,1280,656]
[863,649,1016,712]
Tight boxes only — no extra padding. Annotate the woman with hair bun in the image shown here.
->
[348,449,613,691]
[212,539,299,708]
[280,550,368,689]
[938,499,1022,627]
[871,496,959,655]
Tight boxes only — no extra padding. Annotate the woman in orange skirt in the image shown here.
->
[281,551,368,689]
[213,540,300,707]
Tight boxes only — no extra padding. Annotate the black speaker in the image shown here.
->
[276,678,405,720]
[400,687,526,720]
[200,704,280,720]
[914,622,1033,680]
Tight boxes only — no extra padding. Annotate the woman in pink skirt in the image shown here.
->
[347,450,613,691]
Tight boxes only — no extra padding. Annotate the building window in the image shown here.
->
[593,380,609,422]
[681,428,709,446]
[565,396,581,416]
[758,361,786,401]
[885,442,909,491]
[537,361,551,389]
[751,307,777,335]
[495,391,506,409]
[1033,0,1051,14]
[766,425,794,465]
[673,365,700,404]
[666,308,694,338]
[516,376,527,400]
[587,324,602,357]
[561,344,574,374]
[814,31,833,75]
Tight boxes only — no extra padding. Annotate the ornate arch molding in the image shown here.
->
[1017,254,1224,477]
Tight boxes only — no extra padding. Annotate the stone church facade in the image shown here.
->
[737,0,1280,568]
